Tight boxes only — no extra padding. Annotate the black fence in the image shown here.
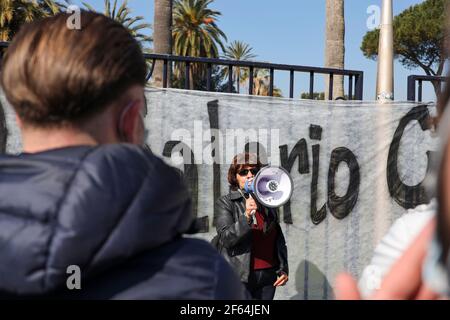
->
[0,42,8,58]
[407,75,447,102]
[145,53,364,100]
[0,41,364,100]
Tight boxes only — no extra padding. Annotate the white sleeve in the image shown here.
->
[358,200,436,298]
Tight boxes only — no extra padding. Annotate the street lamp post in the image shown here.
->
[374,0,394,243]
[376,0,394,102]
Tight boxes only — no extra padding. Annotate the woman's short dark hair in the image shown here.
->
[227,153,262,191]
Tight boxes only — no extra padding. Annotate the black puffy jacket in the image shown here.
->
[0,144,248,299]
[214,190,289,283]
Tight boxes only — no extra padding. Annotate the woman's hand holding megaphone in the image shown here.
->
[244,177,257,224]
[244,197,257,224]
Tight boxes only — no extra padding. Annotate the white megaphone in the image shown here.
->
[244,166,294,208]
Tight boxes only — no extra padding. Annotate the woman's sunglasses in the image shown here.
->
[238,168,259,176]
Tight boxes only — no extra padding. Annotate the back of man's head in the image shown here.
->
[1,11,146,128]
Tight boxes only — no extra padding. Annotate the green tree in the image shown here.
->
[172,64,234,92]
[222,40,256,93]
[172,0,227,89]
[172,0,226,57]
[325,0,345,99]
[361,0,446,95]
[153,0,172,87]
[300,92,325,100]
[83,0,152,46]
[0,0,63,41]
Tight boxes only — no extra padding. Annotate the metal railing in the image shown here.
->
[145,53,364,100]
[0,42,7,57]
[0,41,364,100]
[407,75,447,102]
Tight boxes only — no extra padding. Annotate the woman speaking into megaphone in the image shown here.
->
[213,152,289,300]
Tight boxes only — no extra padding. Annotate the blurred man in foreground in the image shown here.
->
[0,11,247,299]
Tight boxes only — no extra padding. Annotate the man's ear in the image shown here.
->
[118,101,140,143]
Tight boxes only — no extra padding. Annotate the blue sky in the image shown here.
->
[73,0,435,101]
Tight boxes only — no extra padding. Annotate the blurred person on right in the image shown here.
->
[349,0,450,300]
[335,82,450,300]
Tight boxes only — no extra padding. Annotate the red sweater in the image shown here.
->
[251,209,279,270]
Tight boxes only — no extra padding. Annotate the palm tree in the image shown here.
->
[173,0,226,57]
[172,0,227,89]
[325,0,345,99]
[153,0,172,87]
[83,0,152,46]
[0,0,63,41]
[222,40,256,93]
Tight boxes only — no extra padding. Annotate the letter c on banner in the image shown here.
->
[387,105,432,209]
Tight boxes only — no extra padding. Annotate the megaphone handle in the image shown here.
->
[250,209,257,225]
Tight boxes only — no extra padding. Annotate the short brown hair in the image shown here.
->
[227,153,262,191]
[1,11,147,126]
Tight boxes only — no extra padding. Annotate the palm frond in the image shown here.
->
[82,0,151,47]
[82,2,96,12]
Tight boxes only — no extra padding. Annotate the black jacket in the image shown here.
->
[214,190,289,283]
[0,144,248,299]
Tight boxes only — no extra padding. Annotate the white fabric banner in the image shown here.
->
[1,88,439,300]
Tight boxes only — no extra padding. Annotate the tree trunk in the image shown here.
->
[189,67,194,90]
[153,0,172,87]
[237,71,240,94]
[325,0,345,99]
[431,80,442,99]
